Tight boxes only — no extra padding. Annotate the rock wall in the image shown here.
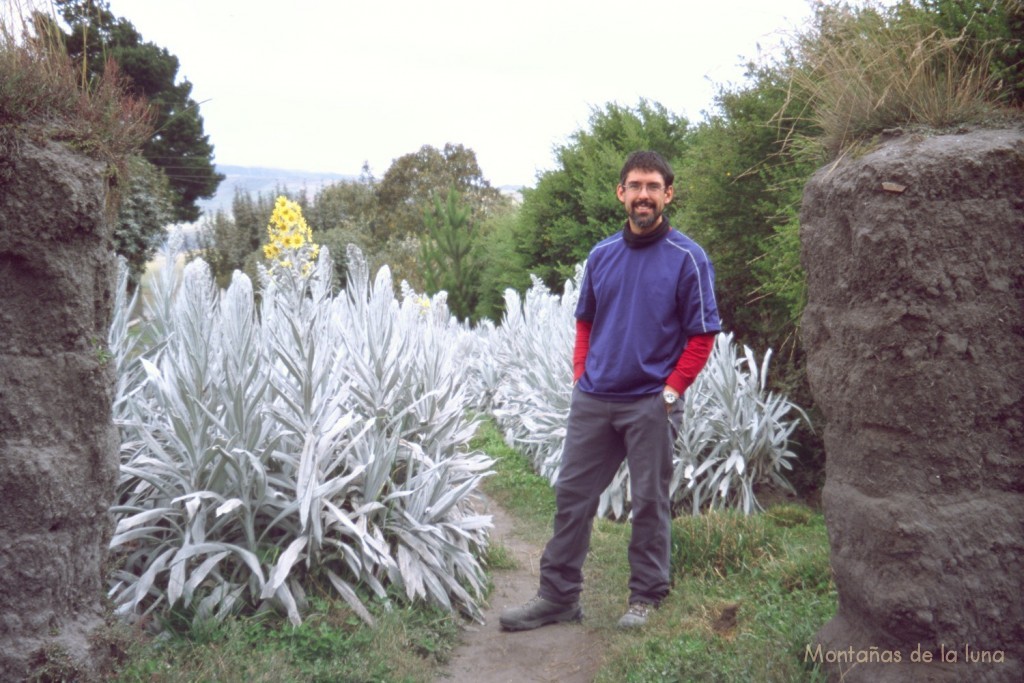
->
[0,133,120,680]
[800,127,1024,682]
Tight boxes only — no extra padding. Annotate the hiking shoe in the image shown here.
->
[499,595,582,631]
[617,601,654,629]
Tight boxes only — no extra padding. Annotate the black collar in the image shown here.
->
[622,219,670,248]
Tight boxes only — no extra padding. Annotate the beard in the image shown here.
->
[629,200,661,230]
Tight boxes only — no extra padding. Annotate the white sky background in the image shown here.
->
[104,0,819,188]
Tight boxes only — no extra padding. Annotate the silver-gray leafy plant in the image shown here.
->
[108,245,492,628]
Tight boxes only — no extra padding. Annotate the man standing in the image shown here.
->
[500,150,721,631]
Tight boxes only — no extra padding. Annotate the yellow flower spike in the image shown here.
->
[263,195,319,277]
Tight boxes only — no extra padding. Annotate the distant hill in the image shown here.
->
[196,165,358,218]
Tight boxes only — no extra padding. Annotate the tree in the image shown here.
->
[672,59,827,412]
[375,143,504,241]
[420,188,479,321]
[308,163,378,235]
[472,203,531,323]
[515,100,691,287]
[53,0,223,222]
[306,164,377,288]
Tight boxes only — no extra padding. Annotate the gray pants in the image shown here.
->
[538,388,681,606]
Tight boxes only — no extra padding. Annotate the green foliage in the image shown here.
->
[899,0,1024,106]
[307,164,378,233]
[481,541,518,571]
[754,203,807,332]
[197,208,245,288]
[375,143,505,242]
[315,225,367,291]
[675,63,821,354]
[764,502,815,528]
[516,100,690,287]
[53,0,223,221]
[471,203,531,322]
[305,165,377,288]
[671,64,826,487]
[369,143,510,292]
[420,188,479,322]
[113,155,175,282]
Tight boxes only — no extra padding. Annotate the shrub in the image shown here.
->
[108,241,492,629]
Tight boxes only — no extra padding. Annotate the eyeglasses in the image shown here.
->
[622,182,665,194]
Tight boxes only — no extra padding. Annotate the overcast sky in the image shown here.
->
[104,0,818,188]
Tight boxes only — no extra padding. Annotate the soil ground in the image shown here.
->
[436,498,605,683]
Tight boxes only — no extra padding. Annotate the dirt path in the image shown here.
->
[437,498,605,683]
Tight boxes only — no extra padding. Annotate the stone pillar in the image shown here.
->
[0,134,120,680]
[800,128,1024,682]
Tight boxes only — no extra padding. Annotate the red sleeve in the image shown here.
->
[573,319,592,382]
[666,333,716,394]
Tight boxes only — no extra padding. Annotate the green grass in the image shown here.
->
[107,596,460,683]
[481,540,519,571]
[590,506,835,682]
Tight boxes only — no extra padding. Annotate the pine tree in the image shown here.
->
[53,0,223,222]
[420,188,479,322]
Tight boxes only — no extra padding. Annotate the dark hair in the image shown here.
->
[619,150,674,188]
